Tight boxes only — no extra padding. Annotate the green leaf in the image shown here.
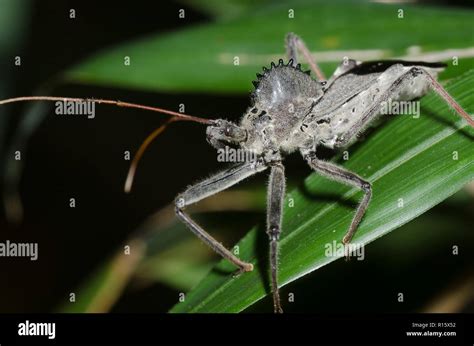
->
[170,70,474,313]
[181,0,272,21]
[65,1,474,93]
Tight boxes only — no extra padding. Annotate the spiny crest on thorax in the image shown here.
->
[250,58,324,117]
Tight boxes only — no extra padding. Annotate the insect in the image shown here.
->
[1,33,473,313]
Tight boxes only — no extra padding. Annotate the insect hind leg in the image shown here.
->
[421,69,474,127]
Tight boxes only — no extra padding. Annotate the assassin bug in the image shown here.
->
[0,33,473,313]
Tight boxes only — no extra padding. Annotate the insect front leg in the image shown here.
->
[302,150,372,254]
[175,160,267,274]
[285,32,326,81]
[266,162,286,314]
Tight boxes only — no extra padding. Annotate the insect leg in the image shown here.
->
[335,67,473,148]
[302,151,372,249]
[418,69,474,128]
[285,32,326,81]
[175,160,267,274]
[266,162,286,313]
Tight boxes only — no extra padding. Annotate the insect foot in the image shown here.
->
[232,263,254,278]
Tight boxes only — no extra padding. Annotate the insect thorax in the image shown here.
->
[240,60,323,155]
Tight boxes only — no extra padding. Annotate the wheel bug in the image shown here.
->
[0,33,473,313]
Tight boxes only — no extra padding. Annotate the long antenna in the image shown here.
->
[124,118,175,193]
[0,96,214,124]
[0,95,215,194]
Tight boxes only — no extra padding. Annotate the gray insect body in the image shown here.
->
[241,62,323,155]
[176,33,472,314]
[1,33,470,315]
[240,59,444,155]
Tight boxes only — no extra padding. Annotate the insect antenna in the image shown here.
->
[0,95,214,193]
[0,96,213,124]
[124,118,174,193]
